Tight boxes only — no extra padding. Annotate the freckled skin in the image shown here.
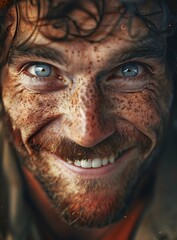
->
[1,0,173,234]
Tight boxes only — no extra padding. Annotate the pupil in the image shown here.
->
[122,64,138,77]
[35,64,51,77]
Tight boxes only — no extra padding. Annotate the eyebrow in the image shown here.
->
[7,44,67,66]
[7,35,166,69]
[105,36,166,69]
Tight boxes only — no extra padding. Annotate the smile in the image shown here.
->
[66,152,124,169]
[53,147,138,178]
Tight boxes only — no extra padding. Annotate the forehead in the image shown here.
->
[7,0,165,46]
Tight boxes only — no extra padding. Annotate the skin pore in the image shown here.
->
[1,0,174,239]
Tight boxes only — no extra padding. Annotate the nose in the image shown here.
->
[64,77,115,147]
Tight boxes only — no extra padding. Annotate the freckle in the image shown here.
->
[89,89,93,93]
[38,102,44,107]
[80,88,84,94]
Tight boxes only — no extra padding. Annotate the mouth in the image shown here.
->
[29,127,150,179]
[66,150,124,168]
[53,146,138,178]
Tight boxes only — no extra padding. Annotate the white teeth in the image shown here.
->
[71,154,118,168]
[74,160,81,167]
[81,159,92,168]
[67,159,73,164]
[109,155,115,164]
[102,157,108,166]
[92,158,102,168]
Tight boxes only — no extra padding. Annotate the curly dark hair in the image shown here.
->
[13,0,177,40]
[0,0,176,66]
[0,0,176,42]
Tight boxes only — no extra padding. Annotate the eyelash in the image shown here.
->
[104,61,151,92]
[22,61,148,75]
[112,62,148,78]
[19,62,68,92]
[19,61,151,93]
[22,62,60,79]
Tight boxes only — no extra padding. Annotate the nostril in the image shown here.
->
[47,132,120,164]
[69,125,115,148]
[64,110,115,148]
[65,79,114,147]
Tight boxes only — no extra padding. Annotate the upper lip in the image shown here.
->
[66,147,132,163]
[29,133,133,161]
[28,124,151,163]
[29,138,134,164]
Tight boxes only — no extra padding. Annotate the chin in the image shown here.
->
[39,170,139,229]
[53,191,127,228]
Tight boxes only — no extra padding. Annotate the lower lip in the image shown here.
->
[53,147,137,179]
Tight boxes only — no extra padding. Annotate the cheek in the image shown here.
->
[107,88,171,132]
[2,75,65,138]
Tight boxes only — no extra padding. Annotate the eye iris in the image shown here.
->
[122,64,138,77]
[35,64,51,77]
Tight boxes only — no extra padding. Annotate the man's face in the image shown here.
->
[1,0,173,228]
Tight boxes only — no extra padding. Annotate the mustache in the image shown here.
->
[28,127,152,162]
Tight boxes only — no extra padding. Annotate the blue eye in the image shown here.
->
[34,64,51,77]
[105,62,149,92]
[28,63,52,77]
[121,64,139,77]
